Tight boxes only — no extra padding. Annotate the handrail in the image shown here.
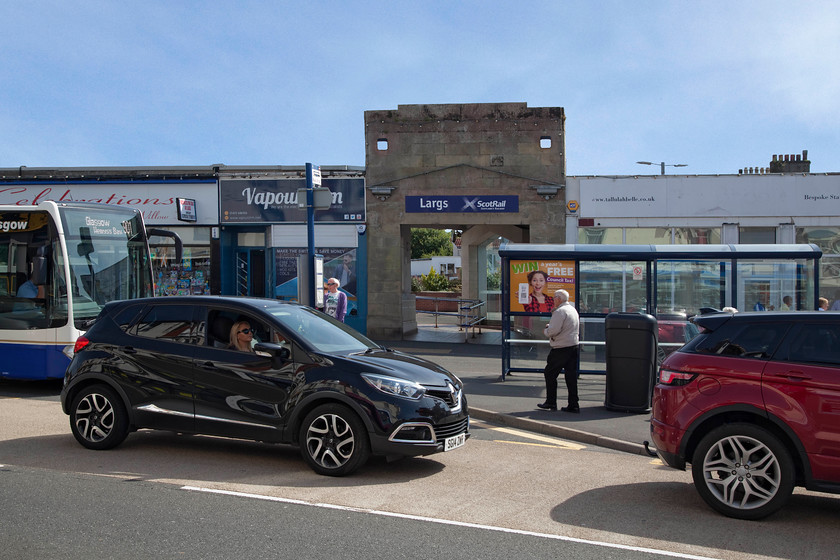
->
[415,294,486,342]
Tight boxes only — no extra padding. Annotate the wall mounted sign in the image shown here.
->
[220,178,366,224]
[405,195,518,213]
[176,198,197,222]
[0,181,217,225]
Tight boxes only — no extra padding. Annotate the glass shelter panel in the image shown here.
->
[797,227,840,306]
[478,237,504,322]
[578,261,648,314]
[654,260,729,316]
[506,315,551,371]
[736,259,813,311]
[500,243,822,377]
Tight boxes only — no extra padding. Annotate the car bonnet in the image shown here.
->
[336,348,457,387]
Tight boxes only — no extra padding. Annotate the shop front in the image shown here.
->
[0,179,219,296]
[218,175,367,332]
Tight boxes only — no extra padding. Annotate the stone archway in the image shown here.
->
[364,103,566,339]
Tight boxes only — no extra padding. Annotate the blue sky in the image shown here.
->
[2,1,838,176]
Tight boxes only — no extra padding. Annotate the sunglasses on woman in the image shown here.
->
[238,328,253,334]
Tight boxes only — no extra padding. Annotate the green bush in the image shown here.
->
[420,267,451,291]
[486,270,501,290]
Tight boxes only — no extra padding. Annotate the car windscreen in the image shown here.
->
[268,305,378,354]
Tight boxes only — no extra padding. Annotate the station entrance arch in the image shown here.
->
[363,103,567,339]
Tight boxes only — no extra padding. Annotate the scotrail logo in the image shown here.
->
[0,220,28,233]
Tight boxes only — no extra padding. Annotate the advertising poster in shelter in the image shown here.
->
[509,260,576,313]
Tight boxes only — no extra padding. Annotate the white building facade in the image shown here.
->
[565,173,840,308]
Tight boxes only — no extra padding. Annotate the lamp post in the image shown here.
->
[636,161,687,175]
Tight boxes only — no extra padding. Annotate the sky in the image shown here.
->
[2,1,839,177]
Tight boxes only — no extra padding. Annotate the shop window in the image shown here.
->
[796,227,840,255]
[739,227,776,244]
[151,227,212,296]
[673,227,721,244]
[578,228,623,244]
[626,228,671,244]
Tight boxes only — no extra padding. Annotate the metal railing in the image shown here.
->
[415,295,486,342]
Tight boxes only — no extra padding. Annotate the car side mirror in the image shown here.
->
[254,342,291,364]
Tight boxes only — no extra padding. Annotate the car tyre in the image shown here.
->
[70,385,129,450]
[691,423,794,520]
[299,404,370,476]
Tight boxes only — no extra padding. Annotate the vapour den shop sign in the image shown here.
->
[405,195,518,213]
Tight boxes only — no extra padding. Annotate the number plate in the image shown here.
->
[444,432,466,452]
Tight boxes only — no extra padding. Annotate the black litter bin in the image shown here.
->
[604,312,658,413]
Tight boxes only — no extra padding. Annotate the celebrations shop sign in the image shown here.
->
[509,260,576,313]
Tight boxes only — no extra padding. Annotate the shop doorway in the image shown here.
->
[235,249,265,297]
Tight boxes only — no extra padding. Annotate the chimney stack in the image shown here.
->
[768,150,810,174]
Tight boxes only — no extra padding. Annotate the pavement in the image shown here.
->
[376,315,656,457]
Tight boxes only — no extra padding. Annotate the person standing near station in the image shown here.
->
[324,277,348,322]
[537,289,580,413]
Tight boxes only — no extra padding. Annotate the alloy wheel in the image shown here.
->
[693,424,794,519]
[305,412,356,469]
[75,392,116,443]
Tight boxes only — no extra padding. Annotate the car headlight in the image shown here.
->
[361,373,426,400]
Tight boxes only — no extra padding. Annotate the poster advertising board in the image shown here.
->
[274,247,358,301]
[509,259,576,313]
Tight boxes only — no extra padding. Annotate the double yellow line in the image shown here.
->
[472,419,586,450]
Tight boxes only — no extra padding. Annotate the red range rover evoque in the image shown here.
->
[651,311,840,519]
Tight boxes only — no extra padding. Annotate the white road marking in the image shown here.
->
[183,486,722,560]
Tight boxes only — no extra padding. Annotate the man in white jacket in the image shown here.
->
[537,289,580,413]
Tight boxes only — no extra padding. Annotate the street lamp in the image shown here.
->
[636,161,687,175]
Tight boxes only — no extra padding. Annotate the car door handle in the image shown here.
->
[122,346,137,354]
[770,371,812,381]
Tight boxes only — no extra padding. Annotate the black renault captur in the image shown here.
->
[60,296,469,476]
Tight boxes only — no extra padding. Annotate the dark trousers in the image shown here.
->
[543,346,579,408]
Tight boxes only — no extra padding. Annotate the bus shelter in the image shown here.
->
[499,243,822,378]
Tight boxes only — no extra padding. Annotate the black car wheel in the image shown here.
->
[299,404,370,476]
[70,385,129,450]
[691,423,794,520]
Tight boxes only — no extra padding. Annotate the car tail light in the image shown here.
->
[658,367,697,386]
[73,336,90,354]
